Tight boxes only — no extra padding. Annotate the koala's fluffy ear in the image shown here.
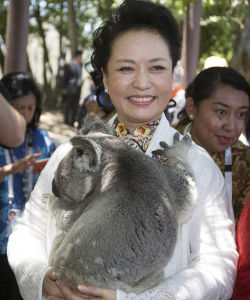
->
[70,136,100,171]
[81,115,113,136]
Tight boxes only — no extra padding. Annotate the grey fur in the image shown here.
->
[47,115,196,294]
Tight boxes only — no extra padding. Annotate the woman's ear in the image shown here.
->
[185,97,196,121]
[101,68,108,92]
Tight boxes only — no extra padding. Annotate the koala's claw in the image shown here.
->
[152,141,169,157]
[152,149,165,156]
[159,141,168,150]
[173,132,180,143]
[182,133,192,144]
[152,132,192,158]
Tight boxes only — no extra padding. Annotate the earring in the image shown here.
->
[189,114,194,120]
[105,87,109,94]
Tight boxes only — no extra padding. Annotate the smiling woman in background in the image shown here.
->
[174,66,250,224]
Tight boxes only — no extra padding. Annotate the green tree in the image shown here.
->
[199,0,249,72]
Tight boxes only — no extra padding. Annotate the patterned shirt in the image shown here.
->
[113,119,160,152]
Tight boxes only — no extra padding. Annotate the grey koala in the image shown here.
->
[47,115,196,294]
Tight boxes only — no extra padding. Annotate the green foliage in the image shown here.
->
[152,0,248,71]
[199,0,248,70]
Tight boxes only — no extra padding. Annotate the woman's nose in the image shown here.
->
[132,69,151,90]
[224,115,237,132]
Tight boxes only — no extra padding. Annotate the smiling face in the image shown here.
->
[12,93,36,125]
[102,29,173,130]
[187,84,249,153]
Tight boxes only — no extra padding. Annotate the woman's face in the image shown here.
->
[189,84,249,153]
[102,29,173,130]
[12,93,36,125]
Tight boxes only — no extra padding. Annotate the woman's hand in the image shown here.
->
[43,269,65,299]
[0,152,42,182]
[78,285,116,300]
[47,281,116,300]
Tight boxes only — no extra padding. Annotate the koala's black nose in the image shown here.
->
[52,178,60,197]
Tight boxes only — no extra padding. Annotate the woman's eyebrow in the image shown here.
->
[213,101,249,109]
[149,57,168,62]
[115,57,168,63]
[115,59,135,63]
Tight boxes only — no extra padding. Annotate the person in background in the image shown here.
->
[62,49,83,127]
[0,82,25,148]
[167,61,185,124]
[232,194,250,299]
[8,1,237,299]
[0,72,56,300]
[174,67,250,224]
[203,55,228,70]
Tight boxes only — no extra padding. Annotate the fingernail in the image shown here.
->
[78,285,87,292]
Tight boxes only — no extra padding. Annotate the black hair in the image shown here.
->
[178,67,250,133]
[91,0,181,77]
[0,81,11,102]
[1,72,43,128]
[186,67,250,105]
[74,49,83,57]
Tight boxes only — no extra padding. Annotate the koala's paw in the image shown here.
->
[152,132,192,158]
[171,132,192,148]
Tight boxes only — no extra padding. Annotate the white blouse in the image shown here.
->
[7,113,238,300]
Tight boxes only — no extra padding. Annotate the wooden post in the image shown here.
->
[181,0,202,88]
[4,0,30,74]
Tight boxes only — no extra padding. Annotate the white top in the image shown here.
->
[7,114,238,300]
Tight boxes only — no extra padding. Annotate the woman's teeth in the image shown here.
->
[129,96,154,102]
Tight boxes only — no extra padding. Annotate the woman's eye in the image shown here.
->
[152,65,165,71]
[216,109,226,116]
[237,111,247,119]
[118,67,133,72]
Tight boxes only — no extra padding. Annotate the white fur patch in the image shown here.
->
[101,164,116,192]
[94,257,103,264]
[82,176,92,199]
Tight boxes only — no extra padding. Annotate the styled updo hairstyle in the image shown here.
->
[1,72,43,129]
[91,0,181,77]
[178,67,250,129]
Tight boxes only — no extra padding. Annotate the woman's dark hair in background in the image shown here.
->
[178,67,250,141]
[1,72,43,128]
[91,0,181,76]
[246,112,250,143]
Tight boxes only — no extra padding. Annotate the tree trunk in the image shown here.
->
[33,3,53,89]
[4,0,29,74]
[181,0,202,88]
[55,2,66,111]
[241,6,250,83]
[67,0,78,58]
[230,3,250,84]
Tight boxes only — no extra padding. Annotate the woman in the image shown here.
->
[174,67,250,224]
[0,72,56,299]
[7,1,237,300]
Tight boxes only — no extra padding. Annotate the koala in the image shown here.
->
[46,115,197,294]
